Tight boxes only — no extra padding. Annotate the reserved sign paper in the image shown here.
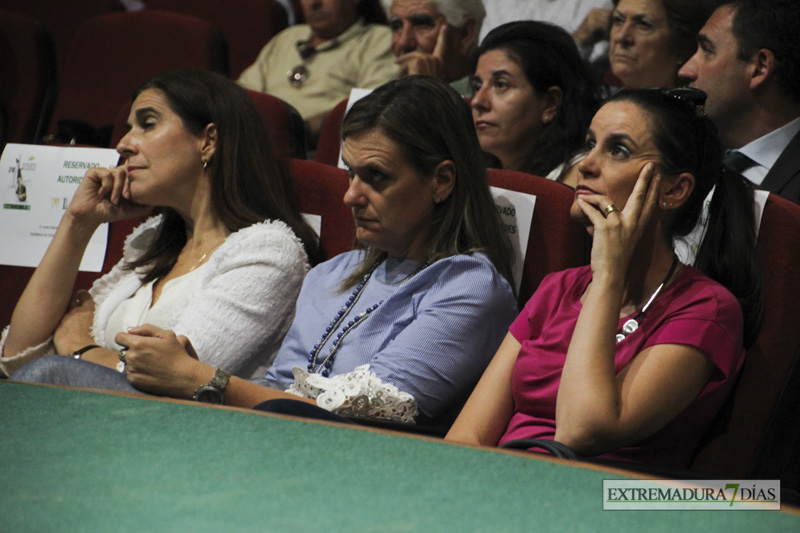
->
[490,186,536,292]
[1,143,120,271]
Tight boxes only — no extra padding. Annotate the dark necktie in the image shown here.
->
[724,151,757,174]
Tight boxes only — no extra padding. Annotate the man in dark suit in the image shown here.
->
[678,0,800,203]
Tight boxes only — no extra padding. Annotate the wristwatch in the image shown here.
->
[192,368,231,405]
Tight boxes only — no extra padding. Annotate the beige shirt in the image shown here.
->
[238,19,399,119]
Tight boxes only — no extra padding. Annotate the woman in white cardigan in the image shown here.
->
[1,70,320,380]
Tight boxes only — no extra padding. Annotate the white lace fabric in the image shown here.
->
[286,365,418,423]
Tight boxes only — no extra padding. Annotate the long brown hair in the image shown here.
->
[339,76,515,292]
[125,70,322,281]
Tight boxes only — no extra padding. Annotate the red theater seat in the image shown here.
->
[44,11,228,147]
[146,0,288,78]
[0,9,56,147]
[314,98,348,167]
[690,193,800,492]
[486,168,587,306]
[288,159,354,261]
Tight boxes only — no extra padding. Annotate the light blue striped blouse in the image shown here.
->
[266,250,518,421]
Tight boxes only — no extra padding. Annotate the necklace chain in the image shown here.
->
[188,241,224,273]
[307,260,382,377]
[616,255,679,343]
[307,258,430,377]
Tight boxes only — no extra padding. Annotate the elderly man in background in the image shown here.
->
[239,0,398,145]
[383,0,484,95]
[678,0,800,203]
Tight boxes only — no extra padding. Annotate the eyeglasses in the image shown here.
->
[288,38,340,88]
[659,87,707,118]
[287,41,318,87]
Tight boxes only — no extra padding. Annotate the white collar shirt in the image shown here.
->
[736,115,800,185]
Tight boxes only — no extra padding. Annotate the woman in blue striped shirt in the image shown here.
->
[41,76,520,429]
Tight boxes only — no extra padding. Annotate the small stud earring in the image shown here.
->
[202,158,208,171]
[662,201,667,208]
[434,195,441,204]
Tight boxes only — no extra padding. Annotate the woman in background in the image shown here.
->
[471,21,601,186]
[608,0,716,88]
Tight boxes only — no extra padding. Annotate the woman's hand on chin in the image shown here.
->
[577,163,660,280]
[115,324,208,399]
[66,165,153,227]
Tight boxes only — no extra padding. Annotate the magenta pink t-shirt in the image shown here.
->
[500,265,744,468]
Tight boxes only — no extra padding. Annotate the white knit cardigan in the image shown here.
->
[1,215,309,378]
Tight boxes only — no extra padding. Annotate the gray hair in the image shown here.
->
[382,0,486,32]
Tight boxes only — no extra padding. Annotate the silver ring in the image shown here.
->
[118,347,128,364]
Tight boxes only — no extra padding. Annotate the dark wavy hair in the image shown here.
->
[608,87,763,346]
[125,69,322,281]
[339,75,515,292]
[473,20,601,178]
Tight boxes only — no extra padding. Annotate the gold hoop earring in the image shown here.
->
[202,158,208,171]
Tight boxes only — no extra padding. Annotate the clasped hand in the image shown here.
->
[115,325,204,398]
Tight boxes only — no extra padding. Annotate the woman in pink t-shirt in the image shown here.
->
[446,87,763,467]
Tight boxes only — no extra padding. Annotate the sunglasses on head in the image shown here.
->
[659,87,707,118]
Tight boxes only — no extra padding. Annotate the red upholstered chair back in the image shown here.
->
[0,216,146,329]
[146,0,287,79]
[288,159,354,261]
[0,0,120,76]
[0,10,57,147]
[244,90,307,159]
[486,169,588,306]
[314,98,349,166]
[109,89,306,160]
[45,11,228,146]
[691,193,800,488]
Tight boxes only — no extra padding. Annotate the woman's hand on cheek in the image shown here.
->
[579,163,660,278]
[115,324,208,399]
